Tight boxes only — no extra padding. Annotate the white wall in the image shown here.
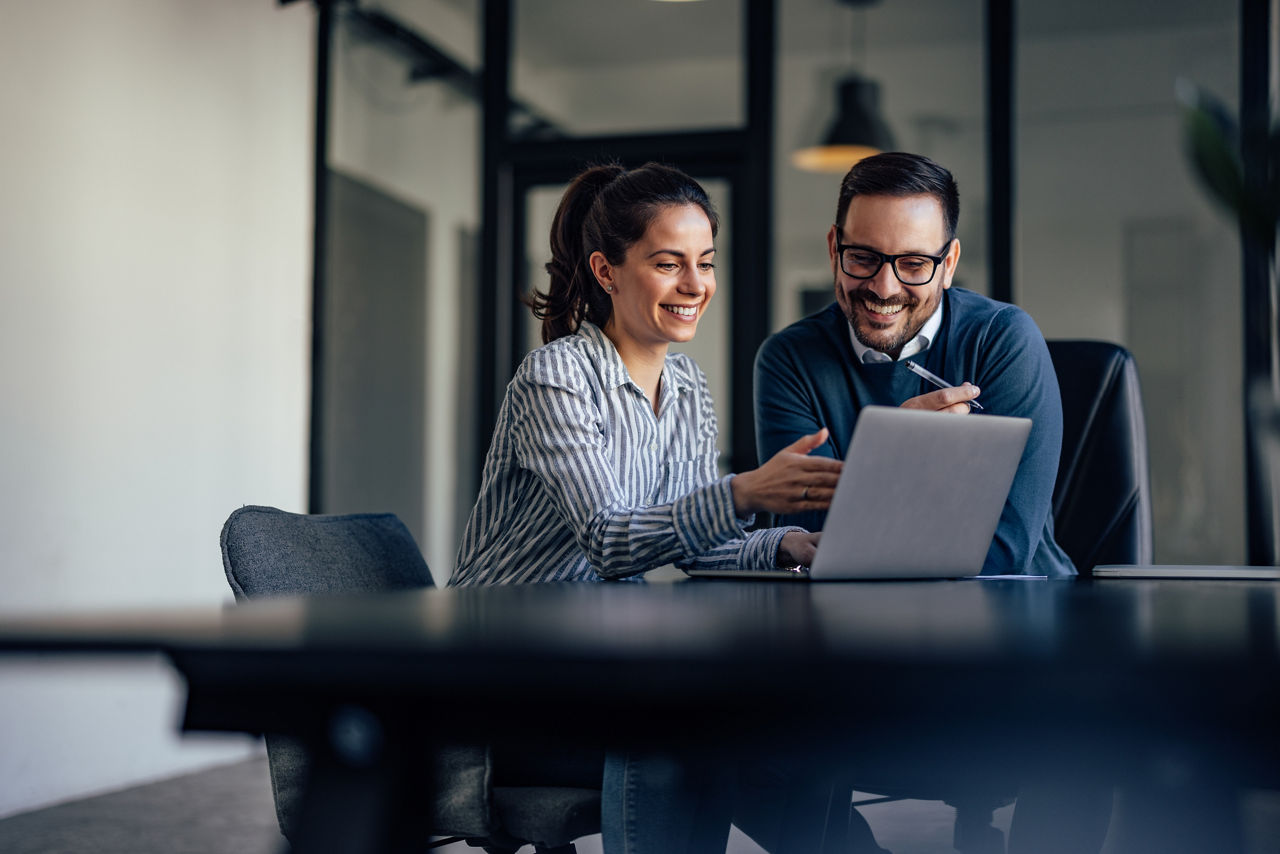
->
[0,0,313,817]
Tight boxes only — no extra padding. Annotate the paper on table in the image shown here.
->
[969,575,1048,580]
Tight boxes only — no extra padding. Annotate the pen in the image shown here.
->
[902,360,984,411]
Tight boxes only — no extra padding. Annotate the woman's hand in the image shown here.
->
[776,531,820,568]
[731,428,843,517]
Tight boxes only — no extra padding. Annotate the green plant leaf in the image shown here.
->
[1178,80,1278,248]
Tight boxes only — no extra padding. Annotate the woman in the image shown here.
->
[452,162,837,587]
[451,162,842,853]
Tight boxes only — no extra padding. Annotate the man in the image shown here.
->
[755,152,1074,577]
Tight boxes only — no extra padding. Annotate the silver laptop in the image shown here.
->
[685,406,1031,581]
[1092,565,1280,580]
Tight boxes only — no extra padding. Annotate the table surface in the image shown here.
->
[5,572,1280,854]
[3,578,1278,742]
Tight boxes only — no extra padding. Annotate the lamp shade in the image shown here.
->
[792,74,896,172]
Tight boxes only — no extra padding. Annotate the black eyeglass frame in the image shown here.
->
[835,234,954,286]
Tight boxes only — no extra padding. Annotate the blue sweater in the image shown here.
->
[754,288,1076,577]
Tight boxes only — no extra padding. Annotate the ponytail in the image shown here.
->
[527,161,718,344]
[527,164,625,344]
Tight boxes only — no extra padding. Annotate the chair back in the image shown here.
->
[221,505,433,599]
[220,505,600,852]
[1047,341,1153,575]
[219,506,477,843]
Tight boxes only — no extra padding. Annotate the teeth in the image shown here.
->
[663,305,698,317]
[867,303,904,316]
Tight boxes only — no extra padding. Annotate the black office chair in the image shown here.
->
[220,505,601,854]
[1047,340,1153,573]
[843,340,1154,853]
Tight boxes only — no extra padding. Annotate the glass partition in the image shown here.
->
[1015,0,1243,564]
[327,1,483,577]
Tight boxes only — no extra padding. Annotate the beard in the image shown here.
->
[838,280,933,357]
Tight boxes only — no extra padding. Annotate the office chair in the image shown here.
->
[843,340,1153,853]
[220,505,601,854]
[1047,340,1153,573]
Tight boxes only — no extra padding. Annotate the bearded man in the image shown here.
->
[755,152,1075,577]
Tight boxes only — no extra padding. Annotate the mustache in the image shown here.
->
[849,288,918,310]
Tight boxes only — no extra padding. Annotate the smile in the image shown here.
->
[662,304,699,318]
[864,302,905,317]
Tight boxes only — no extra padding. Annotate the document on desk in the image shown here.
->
[969,575,1048,580]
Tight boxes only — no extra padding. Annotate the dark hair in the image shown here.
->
[527,161,719,343]
[834,152,960,243]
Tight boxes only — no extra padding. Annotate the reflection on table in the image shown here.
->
[2,577,1277,854]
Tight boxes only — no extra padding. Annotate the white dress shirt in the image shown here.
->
[849,301,945,364]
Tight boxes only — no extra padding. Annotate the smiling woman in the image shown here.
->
[526,163,719,347]
[588,203,718,408]
[451,159,847,853]
[457,162,840,587]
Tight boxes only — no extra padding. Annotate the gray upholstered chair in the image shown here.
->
[220,505,601,854]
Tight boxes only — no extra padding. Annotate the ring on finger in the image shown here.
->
[801,486,809,500]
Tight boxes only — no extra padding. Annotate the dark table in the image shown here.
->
[3,577,1278,853]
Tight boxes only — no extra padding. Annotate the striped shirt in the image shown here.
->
[450,321,795,585]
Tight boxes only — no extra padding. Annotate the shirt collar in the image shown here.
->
[848,298,945,365]
[578,321,629,389]
[577,320,696,396]
[662,354,697,395]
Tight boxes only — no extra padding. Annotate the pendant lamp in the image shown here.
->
[792,72,896,172]
[793,0,894,173]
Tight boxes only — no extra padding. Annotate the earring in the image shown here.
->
[605,286,614,293]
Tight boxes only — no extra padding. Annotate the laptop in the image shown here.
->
[685,406,1031,581]
[1092,565,1280,580]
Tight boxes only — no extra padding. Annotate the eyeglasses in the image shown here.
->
[835,236,953,286]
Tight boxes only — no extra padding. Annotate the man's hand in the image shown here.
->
[777,531,820,568]
[731,429,843,517]
[901,382,981,415]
